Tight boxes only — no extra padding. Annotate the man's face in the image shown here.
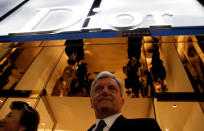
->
[0,109,25,131]
[90,77,124,118]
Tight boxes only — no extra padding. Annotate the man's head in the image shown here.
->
[0,101,40,131]
[90,71,124,119]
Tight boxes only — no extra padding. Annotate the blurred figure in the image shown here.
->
[150,44,166,91]
[125,57,142,97]
[52,77,68,96]
[0,101,39,131]
[65,39,84,65]
[127,37,142,60]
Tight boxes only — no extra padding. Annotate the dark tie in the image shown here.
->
[95,120,106,131]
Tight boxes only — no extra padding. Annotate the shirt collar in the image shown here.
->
[95,113,121,128]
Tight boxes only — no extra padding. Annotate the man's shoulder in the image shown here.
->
[126,117,157,122]
[112,116,161,131]
[87,116,161,131]
[125,118,159,125]
[117,116,157,124]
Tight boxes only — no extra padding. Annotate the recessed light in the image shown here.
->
[165,128,169,131]
[172,104,177,108]
[27,101,31,104]
[0,100,4,103]
[42,122,46,126]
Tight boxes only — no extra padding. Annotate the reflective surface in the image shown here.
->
[0,36,204,130]
[0,36,204,97]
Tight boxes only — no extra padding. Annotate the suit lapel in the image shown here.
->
[109,115,126,131]
[87,124,96,131]
[87,115,126,131]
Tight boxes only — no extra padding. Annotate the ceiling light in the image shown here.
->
[42,122,46,126]
[0,100,4,103]
[165,128,169,131]
[27,101,31,104]
[172,104,177,108]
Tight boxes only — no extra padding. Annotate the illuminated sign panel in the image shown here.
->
[0,0,203,41]
[90,0,204,30]
[0,0,95,35]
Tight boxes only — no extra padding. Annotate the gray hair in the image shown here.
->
[90,71,124,96]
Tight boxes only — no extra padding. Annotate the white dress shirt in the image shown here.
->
[93,113,121,131]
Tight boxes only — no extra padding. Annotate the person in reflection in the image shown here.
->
[0,101,40,131]
[88,71,161,131]
[126,57,141,97]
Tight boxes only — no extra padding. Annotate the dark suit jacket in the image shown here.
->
[88,115,161,131]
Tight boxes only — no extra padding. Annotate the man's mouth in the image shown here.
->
[99,98,112,102]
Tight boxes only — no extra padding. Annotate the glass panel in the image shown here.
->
[0,40,66,98]
[0,41,43,92]
[1,36,203,97]
[0,36,204,130]
[155,100,204,131]
[175,35,204,112]
[36,98,55,131]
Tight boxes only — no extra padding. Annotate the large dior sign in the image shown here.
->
[0,0,95,36]
[16,7,83,33]
[107,11,174,30]
[0,0,203,36]
[17,7,173,33]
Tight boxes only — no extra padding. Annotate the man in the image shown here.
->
[0,101,40,131]
[88,71,161,131]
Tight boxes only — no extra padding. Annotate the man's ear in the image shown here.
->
[19,125,26,131]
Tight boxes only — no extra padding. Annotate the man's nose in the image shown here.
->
[101,86,110,94]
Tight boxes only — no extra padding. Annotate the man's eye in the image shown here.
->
[108,86,116,90]
[95,86,103,91]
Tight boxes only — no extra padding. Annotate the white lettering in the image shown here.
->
[147,11,174,25]
[20,7,83,33]
[108,11,173,30]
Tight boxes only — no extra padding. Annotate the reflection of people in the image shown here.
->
[52,77,68,96]
[150,44,166,91]
[0,101,40,131]
[126,57,141,97]
[65,39,84,65]
[88,71,161,131]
